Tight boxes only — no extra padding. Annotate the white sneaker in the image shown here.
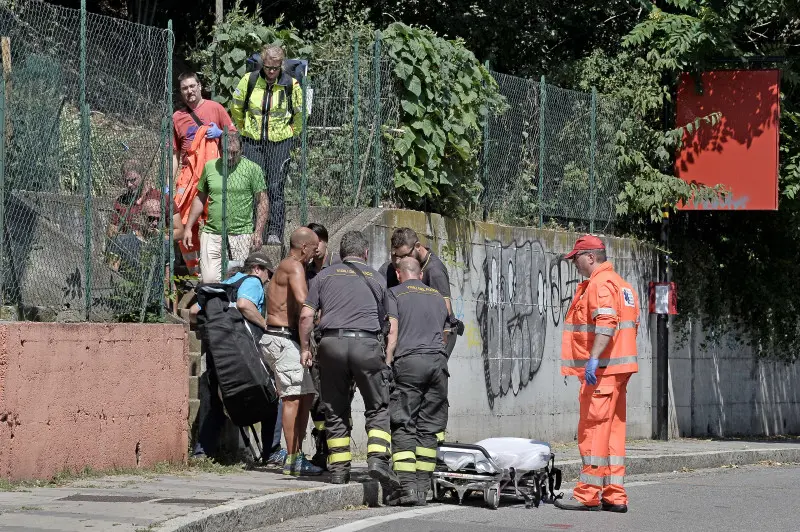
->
[266,235,282,245]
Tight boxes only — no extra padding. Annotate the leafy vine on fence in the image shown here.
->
[382,23,507,215]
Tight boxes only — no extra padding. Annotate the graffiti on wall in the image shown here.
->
[475,240,548,408]
[467,238,653,408]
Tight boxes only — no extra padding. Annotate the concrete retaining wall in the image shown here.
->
[328,209,800,449]
[0,322,189,481]
[669,320,800,437]
[333,210,657,449]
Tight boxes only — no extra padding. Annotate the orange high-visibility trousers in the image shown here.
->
[573,373,631,506]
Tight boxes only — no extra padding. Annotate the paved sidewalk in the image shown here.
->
[0,438,797,532]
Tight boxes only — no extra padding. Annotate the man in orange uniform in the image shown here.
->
[554,235,639,514]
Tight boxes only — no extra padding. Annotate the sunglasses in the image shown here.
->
[263,66,281,72]
[393,241,419,260]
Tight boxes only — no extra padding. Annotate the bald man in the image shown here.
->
[261,227,323,476]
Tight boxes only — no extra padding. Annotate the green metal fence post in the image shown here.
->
[481,60,491,222]
[351,34,360,199]
[167,20,174,311]
[589,87,597,233]
[155,114,168,322]
[372,30,382,208]
[537,75,546,229]
[80,0,93,320]
[300,76,309,226]
[221,129,229,279]
[0,77,5,308]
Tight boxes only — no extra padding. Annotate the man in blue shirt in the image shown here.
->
[191,251,286,465]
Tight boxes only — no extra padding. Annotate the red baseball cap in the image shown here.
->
[564,235,606,259]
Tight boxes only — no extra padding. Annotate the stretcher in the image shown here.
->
[432,437,562,509]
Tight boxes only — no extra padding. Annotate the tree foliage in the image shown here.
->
[564,0,800,360]
[382,23,506,214]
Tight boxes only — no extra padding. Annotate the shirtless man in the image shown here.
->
[261,227,322,476]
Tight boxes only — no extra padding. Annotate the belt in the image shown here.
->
[266,326,298,340]
[323,329,378,339]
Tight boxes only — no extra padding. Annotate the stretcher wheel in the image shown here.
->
[435,488,450,502]
[484,488,500,509]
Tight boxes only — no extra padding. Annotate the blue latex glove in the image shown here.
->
[206,122,223,139]
[585,358,599,385]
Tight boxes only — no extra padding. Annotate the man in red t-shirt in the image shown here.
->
[108,159,162,238]
[172,72,236,172]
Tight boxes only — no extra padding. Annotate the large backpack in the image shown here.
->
[196,275,277,427]
[244,53,309,119]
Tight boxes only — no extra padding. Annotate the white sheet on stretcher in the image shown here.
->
[475,437,552,472]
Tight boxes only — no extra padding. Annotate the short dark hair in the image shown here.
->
[178,72,200,84]
[307,222,329,243]
[391,227,418,249]
[340,230,369,260]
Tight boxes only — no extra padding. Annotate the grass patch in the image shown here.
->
[0,459,246,492]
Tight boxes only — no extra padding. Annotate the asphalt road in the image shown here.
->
[249,464,799,532]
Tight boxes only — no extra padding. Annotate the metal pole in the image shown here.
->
[80,0,93,320]
[212,0,222,99]
[655,207,670,440]
[157,113,168,321]
[480,60,491,222]
[372,30,382,208]
[221,129,229,279]
[0,77,5,307]
[351,34,360,198]
[167,20,174,309]
[589,87,597,233]
[654,71,673,441]
[299,76,308,226]
[537,75,546,229]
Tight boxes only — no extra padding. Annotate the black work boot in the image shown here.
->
[310,429,328,470]
[416,490,428,506]
[368,457,401,489]
[385,488,418,507]
[554,498,601,511]
[330,471,351,485]
[602,499,628,513]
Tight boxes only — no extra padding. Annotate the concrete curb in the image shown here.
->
[155,447,800,532]
[156,480,380,532]
[557,446,800,480]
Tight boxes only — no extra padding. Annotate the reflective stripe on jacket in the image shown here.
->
[561,262,639,376]
[230,72,302,142]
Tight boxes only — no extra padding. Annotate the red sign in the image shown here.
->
[675,70,780,211]
[649,282,677,315]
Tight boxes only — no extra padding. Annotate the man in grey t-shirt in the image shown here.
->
[383,257,450,506]
[379,227,458,356]
[299,230,399,492]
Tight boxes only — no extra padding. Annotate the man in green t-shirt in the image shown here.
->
[183,133,269,283]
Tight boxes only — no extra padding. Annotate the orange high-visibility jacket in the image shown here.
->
[174,125,218,224]
[561,262,639,376]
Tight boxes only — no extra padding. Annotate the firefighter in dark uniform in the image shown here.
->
[383,256,450,506]
[379,227,458,357]
[299,230,399,490]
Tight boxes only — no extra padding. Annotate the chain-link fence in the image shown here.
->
[282,32,400,239]
[278,35,624,236]
[0,8,626,320]
[481,74,624,231]
[0,0,173,322]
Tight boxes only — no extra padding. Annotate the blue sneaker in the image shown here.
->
[265,448,287,467]
[285,453,324,477]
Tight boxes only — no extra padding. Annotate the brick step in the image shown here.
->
[189,352,201,377]
[188,398,201,428]
[189,331,202,353]
[189,375,199,401]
